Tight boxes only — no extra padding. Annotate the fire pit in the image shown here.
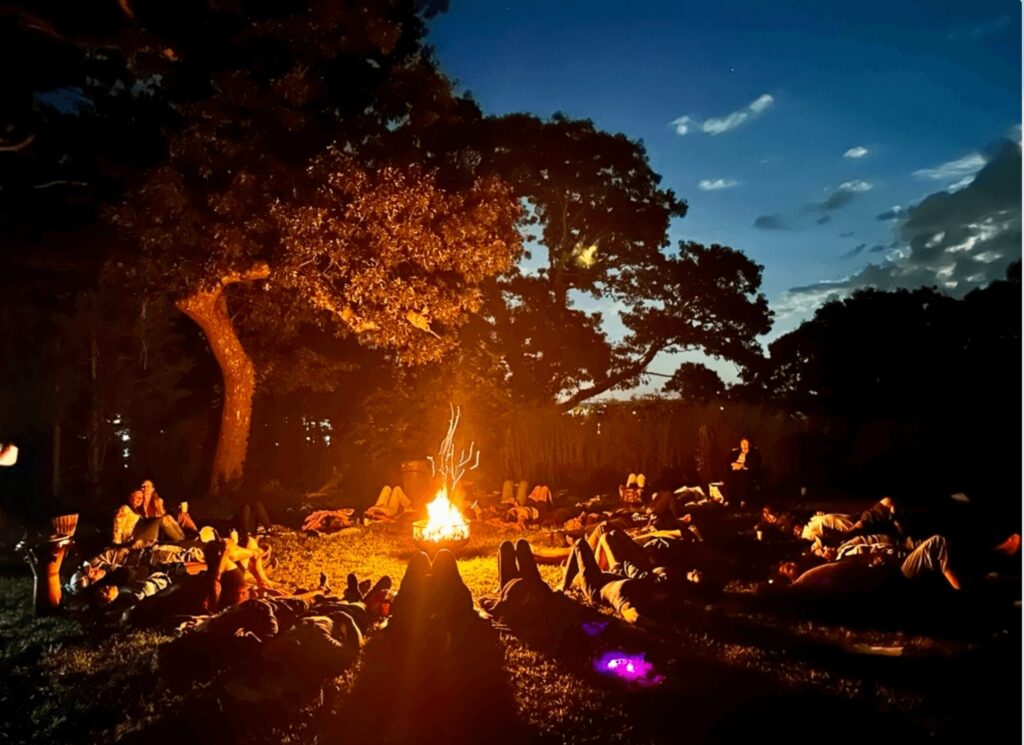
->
[412,489,470,556]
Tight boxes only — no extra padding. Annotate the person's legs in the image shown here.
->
[390,551,431,630]
[254,502,271,531]
[585,522,603,551]
[497,541,518,590]
[901,535,959,589]
[429,549,473,620]
[177,511,199,534]
[158,515,186,543]
[568,538,612,603]
[391,487,411,513]
[561,543,582,592]
[130,517,162,544]
[598,530,651,573]
[238,504,254,541]
[122,570,175,603]
[514,539,543,585]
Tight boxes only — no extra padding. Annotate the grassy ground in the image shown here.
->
[0,517,1019,744]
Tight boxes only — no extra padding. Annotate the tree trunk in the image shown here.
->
[176,265,269,496]
[51,339,61,499]
[87,298,101,494]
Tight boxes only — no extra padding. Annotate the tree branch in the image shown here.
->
[220,263,270,287]
[557,343,664,411]
[0,133,37,152]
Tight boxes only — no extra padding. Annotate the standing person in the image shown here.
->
[726,436,762,505]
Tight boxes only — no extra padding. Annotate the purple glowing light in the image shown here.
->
[593,652,663,686]
[581,620,610,637]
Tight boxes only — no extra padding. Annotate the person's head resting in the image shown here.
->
[776,561,800,584]
[140,480,155,498]
[128,489,145,512]
[95,585,119,606]
[739,437,751,453]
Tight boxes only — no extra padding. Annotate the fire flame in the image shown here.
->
[421,489,470,542]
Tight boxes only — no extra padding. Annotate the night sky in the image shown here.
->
[429,0,1021,365]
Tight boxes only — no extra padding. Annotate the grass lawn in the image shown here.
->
[0,517,1019,744]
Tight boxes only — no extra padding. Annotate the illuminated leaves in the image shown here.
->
[273,150,521,364]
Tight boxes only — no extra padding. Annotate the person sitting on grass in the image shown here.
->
[141,479,199,535]
[113,489,186,546]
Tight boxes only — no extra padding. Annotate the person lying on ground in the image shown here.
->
[205,532,278,611]
[301,508,357,534]
[583,520,729,588]
[849,496,902,536]
[113,489,186,546]
[68,542,207,595]
[364,485,412,522]
[647,490,692,531]
[479,539,587,655]
[779,534,973,593]
[795,510,856,544]
[561,531,709,626]
[159,570,390,703]
[756,504,800,541]
[66,544,208,618]
[795,497,903,545]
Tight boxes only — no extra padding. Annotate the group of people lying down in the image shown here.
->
[756,497,1020,594]
[56,487,1019,724]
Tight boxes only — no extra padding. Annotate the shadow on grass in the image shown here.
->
[321,617,525,745]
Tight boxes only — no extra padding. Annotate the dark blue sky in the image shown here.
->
[428,1,1021,361]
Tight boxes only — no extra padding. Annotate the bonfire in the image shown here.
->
[413,489,471,553]
[412,406,476,554]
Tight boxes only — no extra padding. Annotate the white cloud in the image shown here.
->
[698,178,738,191]
[748,94,775,114]
[838,180,872,193]
[946,175,975,192]
[913,152,986,181]
[780,142,1021,327]
[843,146,869,159]
[702,111,749,135]
[671,115,692,135]
[671,93,775,137]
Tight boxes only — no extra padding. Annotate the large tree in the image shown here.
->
[415,112,772,406]
[105,1,520,494]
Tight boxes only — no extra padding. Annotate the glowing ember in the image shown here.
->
[419,489,470,543]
